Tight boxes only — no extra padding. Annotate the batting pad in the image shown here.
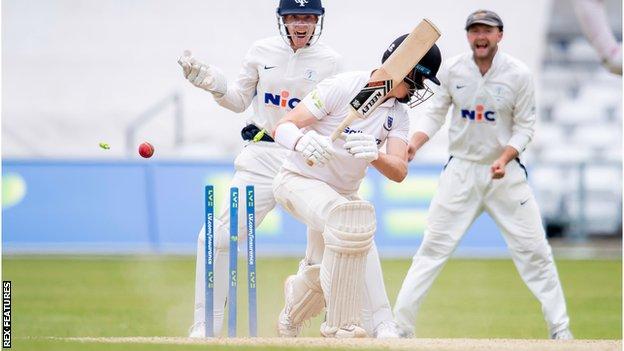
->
[321,201,376,332]
[283,264,325,326]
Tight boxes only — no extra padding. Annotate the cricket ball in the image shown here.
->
[138,142,154,158]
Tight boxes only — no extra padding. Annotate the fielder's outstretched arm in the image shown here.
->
[213,45,262,112]
[407,132,430,162]
[178,48,259,113]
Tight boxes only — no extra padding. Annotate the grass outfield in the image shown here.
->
[3,256,621,350]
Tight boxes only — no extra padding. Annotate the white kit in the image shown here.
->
[215,36,342,132]
[190,36,342,336]
[393,51,571,337]
[282,71,410,193]
[417,51,536,163]
[274,70,410,336]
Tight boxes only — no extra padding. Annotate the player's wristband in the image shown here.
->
[274,122,304,151]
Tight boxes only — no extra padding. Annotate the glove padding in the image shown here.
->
[296,131,335,166]
[343,132,379,162]
[177,50,227,97]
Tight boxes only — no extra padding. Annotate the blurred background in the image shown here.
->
[2,0,621,257]
[1,0,622,345]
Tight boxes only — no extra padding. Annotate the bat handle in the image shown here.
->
[330,110,359,141]
[306,109,360,166]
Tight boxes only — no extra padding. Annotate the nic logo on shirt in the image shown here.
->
[461,104,496,122]
[265,90,300,109]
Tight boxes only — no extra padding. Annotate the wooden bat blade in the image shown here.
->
[380,18,441,84]
[308,19,441,166]
[337,18,440,132]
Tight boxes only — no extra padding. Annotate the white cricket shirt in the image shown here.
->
[416,51,536,163]
[282,71,410,194]
[215,36,342,133]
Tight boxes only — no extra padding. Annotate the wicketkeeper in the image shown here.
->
[179,0,342,337]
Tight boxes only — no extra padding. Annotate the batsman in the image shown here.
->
[272,31,442,337]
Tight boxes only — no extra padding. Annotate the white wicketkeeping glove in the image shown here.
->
[295,130,336,166]
[343,132,379,162]
[177,50,227,97]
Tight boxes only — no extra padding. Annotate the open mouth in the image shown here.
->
[294,30,308,39]
[475,42,489,50]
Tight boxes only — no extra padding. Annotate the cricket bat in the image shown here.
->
[307,19,441,166]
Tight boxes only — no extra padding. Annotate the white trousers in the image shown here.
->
[273,169,393,334]
[393,157,570,336]
[192,143,392,336]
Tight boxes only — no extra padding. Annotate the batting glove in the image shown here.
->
[177,50,227,97]
[296,130,336,166]
[343,132,379,162]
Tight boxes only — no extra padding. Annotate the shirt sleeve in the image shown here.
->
[301,75,349,120]
[213,44,260,113]
[387,107,410,144]
[415,63,452,138]
[507,71,536,153]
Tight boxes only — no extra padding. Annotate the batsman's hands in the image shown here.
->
[296,130,335,166]
[178,50,227,97]
[343,132,379,163]
[490,158,507,179]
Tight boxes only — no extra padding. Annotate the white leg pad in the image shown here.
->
[320,201,375,334]
[284,262,325,325]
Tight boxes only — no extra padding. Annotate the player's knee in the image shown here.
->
[325,197,349,215]
[418,231,457,258]
[323,201,376,254]
[532,243,553,264]
[509,238,553,264]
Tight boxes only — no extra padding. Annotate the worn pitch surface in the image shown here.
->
[47,337,621,351]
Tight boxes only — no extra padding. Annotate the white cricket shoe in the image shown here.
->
[320,322,368,338]
[277,276,303,337]
[551,328,574,340]
[374,321,401,339]
[188,322,206,338]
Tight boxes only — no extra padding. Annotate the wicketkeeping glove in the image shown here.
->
[177,50,227,97]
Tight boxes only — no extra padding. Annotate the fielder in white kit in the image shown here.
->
[272,37,442,338]
[178,0,342,337]
[391,10,573,339]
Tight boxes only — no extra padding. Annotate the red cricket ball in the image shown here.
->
[138,142,154,158]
